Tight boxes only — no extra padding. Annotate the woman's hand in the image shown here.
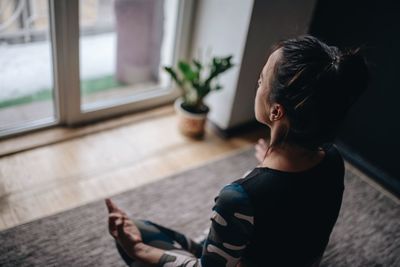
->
[105,198,142,257]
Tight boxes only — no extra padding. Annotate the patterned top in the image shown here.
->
[158,182,254,267]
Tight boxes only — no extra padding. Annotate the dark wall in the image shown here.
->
[309,0,400,196]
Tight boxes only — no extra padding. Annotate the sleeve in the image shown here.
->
[157,183,254,267]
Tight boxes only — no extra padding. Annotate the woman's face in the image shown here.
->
[254,48,281,126]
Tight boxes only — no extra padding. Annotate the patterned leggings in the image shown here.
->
[115,219,205,267]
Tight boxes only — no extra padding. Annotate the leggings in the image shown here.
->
[115,219,205,267]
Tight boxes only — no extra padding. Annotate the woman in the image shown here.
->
[105,35,369,267]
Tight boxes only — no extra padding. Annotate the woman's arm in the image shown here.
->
[131,242,165,265]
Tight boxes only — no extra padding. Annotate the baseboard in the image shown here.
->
[336,140,400,199]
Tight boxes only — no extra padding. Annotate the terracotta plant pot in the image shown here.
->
[174,98,209,138]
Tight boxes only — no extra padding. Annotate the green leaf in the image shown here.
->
[178,61,196,81]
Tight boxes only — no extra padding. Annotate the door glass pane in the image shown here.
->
[0,0,55,135]
[79,0,178,110]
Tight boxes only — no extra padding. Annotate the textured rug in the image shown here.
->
[0,147,399,267]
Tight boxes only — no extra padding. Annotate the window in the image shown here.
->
[0,0,192,138]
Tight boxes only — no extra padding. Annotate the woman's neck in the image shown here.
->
[259,143,325,172]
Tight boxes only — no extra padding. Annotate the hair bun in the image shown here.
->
[335,47,369,105]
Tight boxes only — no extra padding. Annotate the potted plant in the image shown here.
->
[163,55,234,138]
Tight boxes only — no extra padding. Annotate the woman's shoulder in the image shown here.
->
[213,182,254,221]
[232,167,286,189]
[215,182,252,206]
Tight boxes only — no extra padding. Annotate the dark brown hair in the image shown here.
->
[266,35,369,150]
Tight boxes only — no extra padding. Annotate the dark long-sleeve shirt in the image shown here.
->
[158,143,344,267]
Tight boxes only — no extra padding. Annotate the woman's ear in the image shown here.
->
[269,103,285,122]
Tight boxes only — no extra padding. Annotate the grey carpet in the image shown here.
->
[0,148,399,267]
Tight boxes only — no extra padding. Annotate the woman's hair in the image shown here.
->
[267,35,369,150]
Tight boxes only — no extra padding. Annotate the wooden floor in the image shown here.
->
[0,106,264,231]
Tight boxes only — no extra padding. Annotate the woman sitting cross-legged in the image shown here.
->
[105,35,369,267]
